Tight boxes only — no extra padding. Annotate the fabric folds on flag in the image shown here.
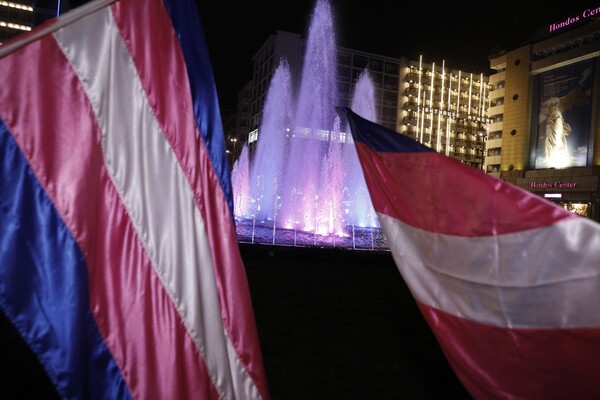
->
[0,0,269,399]
[340,106,600,400]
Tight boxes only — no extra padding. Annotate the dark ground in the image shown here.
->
[243,244,471,400]
[0,244,472,399]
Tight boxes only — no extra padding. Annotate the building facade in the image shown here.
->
[335,47,401,132]
[241,30,490,173]
[248,30,303,136]
[245,34,411,139]
[0,1,34,44]
[226,80,253,163]
[243,30,405,149]
[400,56,491,170]
[0,0,66,44]
[486,7,600,221]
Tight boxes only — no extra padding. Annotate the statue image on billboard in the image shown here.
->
[540,89,589,168]
[534,59,592,169]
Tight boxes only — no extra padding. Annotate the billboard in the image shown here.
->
[533,59,593,169]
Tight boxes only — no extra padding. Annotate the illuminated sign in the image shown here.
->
[530,181,577,189]
[248,128,258,144]
[421,107,492,124]
[548,5,600,33]
[544,193,563,198]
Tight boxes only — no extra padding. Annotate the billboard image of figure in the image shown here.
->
[534,59,593,169]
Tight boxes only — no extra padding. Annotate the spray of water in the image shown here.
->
[232,0,380,239]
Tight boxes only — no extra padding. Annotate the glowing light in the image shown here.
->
[468,73,473,116]
[417,55,423,143]
[429,63,434,138]
[546,149,573,169]
[478,73,484,117]
[0,1,33,11]
[437,60,445,152]
[0,20,31,30]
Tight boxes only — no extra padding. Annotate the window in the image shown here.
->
[384,75,398,90]
[338,65,351,82]
[337,51,351,65]
[369,58,383,72]
[353,55,368,69]
[383,90,397,107]
[385,62,399,75]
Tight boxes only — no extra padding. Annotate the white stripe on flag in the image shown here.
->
[52,8,256,399]
[379,213,600,328]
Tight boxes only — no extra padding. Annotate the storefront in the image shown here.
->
[518,166,600,221]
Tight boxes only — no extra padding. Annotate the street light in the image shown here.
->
[229,138,238,166]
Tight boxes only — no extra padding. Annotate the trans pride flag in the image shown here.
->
[341,107,600,400]
[0,0,269,399]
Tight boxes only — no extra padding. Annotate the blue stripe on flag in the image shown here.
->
[339,106,434,153]
[163,0,234,215]
[0,119,131,400]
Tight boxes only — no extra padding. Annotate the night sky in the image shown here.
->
[196,1,600,110]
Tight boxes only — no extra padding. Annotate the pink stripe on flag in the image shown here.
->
[111,1,268,396]
[354,143,576,237]
[1,33,219,399]
[344,107,600,400]
[418,302,600,400]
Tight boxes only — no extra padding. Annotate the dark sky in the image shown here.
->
[197,1,599,110]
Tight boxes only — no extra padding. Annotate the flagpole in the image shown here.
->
[0,0,116,59]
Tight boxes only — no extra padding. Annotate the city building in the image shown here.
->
[241,30,490,173]
[335,46,402,132]
[0,0,64,44]
[245,33,407,139]
[400,56,491,170]
[0,0,34,44]
[248,30,303,136]
[486,5,600,220]
[225,80,253,165]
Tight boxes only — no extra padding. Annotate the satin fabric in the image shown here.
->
[342,107,600,400]
[0,0,269,398]
[0,119,131,399]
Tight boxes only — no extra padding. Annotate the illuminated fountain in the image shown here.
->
[231,0,386,250]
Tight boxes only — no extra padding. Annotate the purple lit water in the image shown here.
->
[231,0,386,250]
